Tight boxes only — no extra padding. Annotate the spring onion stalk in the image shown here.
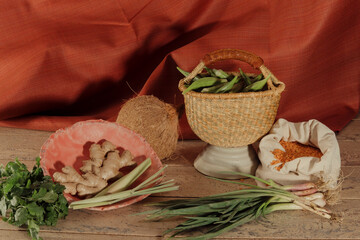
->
[96,157,152,197]
[139,172,335,240]
[70,165,179,209]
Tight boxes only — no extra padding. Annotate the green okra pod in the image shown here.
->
[178,65,269,94]
[239,68,251,85]
[201,82,228,93]
[229,81,245,93]
[204,67,216,77]
[177,67,190,77]
[176,67,200,80]
[213,69,229,78]
[243,74,271,92]
[182,77,219,94]
[253,73,263,82]
[215,76,239,93]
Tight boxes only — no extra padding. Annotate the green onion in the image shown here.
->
[139,172,334,240]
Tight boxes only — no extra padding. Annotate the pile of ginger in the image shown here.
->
[53,140,135,197]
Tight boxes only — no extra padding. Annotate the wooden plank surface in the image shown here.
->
[0,197,359,239]
[0,114,359,239]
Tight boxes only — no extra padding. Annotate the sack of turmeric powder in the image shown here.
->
[255,118,341,196]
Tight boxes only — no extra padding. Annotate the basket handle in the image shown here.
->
[183,49,264,85]
[181,49,284,93]
[202,49,264,70]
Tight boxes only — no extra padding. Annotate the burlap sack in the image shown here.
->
[255,118,341,191]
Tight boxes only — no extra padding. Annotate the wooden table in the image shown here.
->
[0,114,359,240]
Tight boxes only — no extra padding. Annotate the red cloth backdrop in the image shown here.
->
[0,0,359,139]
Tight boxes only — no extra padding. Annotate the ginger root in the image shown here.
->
[53,140,135,197]
[61,183,77,195]
[99,150,134,180]
[53,166,108,196]
[54,166,87,185]
[80,141,116,173]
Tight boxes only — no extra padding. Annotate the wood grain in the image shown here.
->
[0,159,357,200]
[0,197,359,239]
[0,127,51,161]
[0,114,358,239]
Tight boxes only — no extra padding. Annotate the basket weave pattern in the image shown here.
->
[184,92,281,147]
[179,49,285,147]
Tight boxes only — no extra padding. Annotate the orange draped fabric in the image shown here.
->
[0,0,359,139]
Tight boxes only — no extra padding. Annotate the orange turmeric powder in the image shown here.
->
[271,140,323,171]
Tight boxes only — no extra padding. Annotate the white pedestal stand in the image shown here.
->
[194,144,259,179]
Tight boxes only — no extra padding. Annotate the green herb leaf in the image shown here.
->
[14,207,28,226]
[3,179,15,195]
[31,188,58,203]
[0,158,68,240]
[10,196,20,207]
[31,188,47,200]
[0,197,7,217]
[27,219,41,240]
[40,190,58,203]
[26,202,45,222]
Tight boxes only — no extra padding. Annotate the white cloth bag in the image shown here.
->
[255,118,341,190]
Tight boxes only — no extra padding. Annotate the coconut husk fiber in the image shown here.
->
[116,95,179,160]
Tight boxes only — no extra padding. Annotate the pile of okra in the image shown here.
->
[178,67,271,94]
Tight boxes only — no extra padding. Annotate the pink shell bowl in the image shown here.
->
[39,120,163,211]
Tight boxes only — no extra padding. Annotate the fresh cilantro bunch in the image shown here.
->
[0,158,68,240]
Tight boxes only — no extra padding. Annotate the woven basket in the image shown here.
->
[178,49,285,147]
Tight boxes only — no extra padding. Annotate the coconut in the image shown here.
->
[116,95,179,160]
